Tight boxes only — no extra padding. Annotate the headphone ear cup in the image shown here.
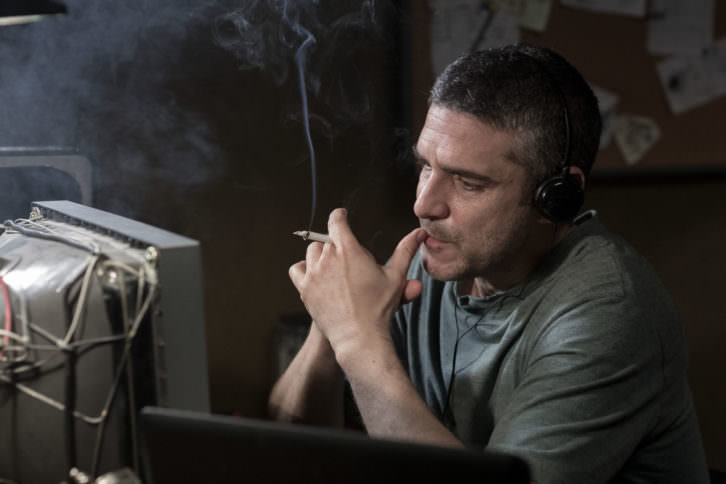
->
[535,174,584,223]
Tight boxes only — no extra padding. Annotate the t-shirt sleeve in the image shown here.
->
[486,296,663,484]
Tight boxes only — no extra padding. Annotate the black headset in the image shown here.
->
[529,54,584,224]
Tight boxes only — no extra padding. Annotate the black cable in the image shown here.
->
[441,326,460,424]
[442,303,484,423]
[64,348,78,472]
[91,337,135,477]
[441,283,529,423]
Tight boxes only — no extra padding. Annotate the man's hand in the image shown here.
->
[287,209,462,448]
[288,208,424,362]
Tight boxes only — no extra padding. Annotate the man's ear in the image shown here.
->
[568,165,586,191]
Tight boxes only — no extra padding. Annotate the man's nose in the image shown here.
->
[413,174,449,220]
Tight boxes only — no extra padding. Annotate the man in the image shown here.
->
[271,45,709,483]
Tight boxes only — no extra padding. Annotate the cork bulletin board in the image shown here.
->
[409,1,726,175]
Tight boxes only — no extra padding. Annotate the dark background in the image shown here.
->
[0,0,417,419]
[0,0,723,473]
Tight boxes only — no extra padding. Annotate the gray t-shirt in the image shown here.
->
[392,214,708,483]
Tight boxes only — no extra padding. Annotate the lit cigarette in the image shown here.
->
[293,231,332,244]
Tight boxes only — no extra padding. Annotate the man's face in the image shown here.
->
[414,104,544,287]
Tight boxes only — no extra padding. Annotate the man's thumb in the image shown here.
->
[401,279,423,305]
[387,228,424,277]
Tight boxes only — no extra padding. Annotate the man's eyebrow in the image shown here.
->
[411,144,424,160]
[413,144,495,182]
[442,166,495,183]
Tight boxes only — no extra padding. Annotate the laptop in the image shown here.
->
[139,406,530,484]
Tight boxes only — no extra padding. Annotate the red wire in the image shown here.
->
[0,275,11,360]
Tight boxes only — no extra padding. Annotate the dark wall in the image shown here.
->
[0,0,418,417]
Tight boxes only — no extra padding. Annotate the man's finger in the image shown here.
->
[327,208,359,249]
[306,241,323,267]
[288,260,307,291]
[386,228,425,277]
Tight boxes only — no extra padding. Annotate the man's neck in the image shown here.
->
[459,277,514,298]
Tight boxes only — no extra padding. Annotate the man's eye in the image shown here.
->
[458,178,483,191]
[415,159,431,174]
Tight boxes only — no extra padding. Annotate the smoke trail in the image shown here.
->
[214,0,390,230]
[284,2,319,230]
[295,32,318,230]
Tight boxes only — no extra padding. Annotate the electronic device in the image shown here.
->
[0,201,209,483]
[525,51,585,224]
[534,164,584,223]
[0,147,93,224]
[140,406,530,484]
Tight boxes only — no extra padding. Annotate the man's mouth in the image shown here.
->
[421,228,452,250]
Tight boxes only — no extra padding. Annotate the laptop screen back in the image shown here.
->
[139,406,530,484]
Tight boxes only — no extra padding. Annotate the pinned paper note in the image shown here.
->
[612,114,661,165]
[429,0,519,75]
[591,85,620,150]
[560,0,646,18]
[647,0,714,56]
[656,38,726,114]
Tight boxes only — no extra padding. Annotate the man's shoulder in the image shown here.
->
[523,217,687,368]
[544,215,666,302]
[517,216,679,338]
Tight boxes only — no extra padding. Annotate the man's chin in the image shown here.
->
[420,252,461,282]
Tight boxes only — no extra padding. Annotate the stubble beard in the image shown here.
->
[420,244,491,283]
[420,244,465,282]
[419,213,535,285]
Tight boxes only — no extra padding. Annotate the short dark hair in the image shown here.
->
[429,44,601,195]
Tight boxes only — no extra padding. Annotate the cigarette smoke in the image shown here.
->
[0,0,226,218]
[214,0,391,230]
